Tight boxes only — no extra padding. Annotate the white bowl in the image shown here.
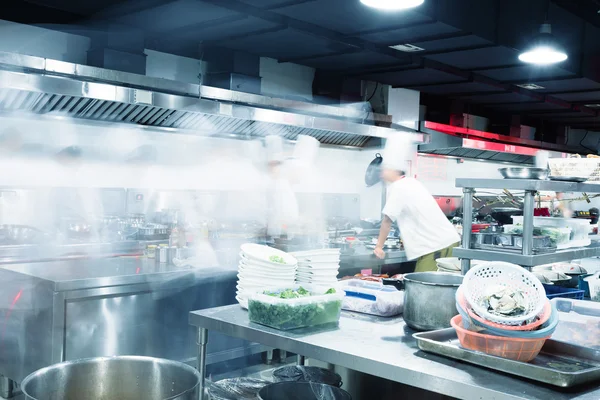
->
[238,274,294,287]
[239,258,297,272]
[239,262,297,275]
[241,243,297,266]
[239,253,298,270]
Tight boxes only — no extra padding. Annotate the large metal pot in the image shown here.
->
[21,356,201,400]
[384,272,463,331]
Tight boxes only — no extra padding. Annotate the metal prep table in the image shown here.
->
[0,257,266,397]
[189,305,600,400]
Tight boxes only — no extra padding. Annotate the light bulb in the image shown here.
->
[360,0,425,11]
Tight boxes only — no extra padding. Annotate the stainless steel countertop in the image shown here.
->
[189,306,600,400]
[2,257,238,292]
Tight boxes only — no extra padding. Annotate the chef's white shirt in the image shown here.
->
[382,177,460,260]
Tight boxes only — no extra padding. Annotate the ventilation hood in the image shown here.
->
[419,121,573,163]
[0,52,424,148]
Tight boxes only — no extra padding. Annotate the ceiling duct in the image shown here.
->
[0,52,424,148]
[419,121,573,163]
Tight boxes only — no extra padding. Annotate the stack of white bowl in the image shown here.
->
[292,248,341,286]
[236,243,297,309]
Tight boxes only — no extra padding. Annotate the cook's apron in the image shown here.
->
[414,242,459,272]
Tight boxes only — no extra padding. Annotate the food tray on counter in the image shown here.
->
[414,328,600,387]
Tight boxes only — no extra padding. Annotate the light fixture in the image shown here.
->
[518,23,568,65]
[360,0,424,11]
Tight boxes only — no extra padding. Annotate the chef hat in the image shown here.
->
[293,135,320,165]
[265,135,285,163]
[382,135,413,171]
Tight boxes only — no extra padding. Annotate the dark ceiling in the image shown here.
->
[4,0,600,133]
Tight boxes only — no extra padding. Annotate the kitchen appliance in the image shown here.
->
[20,356,201,400]
[573,208,599,224]
[383,272,463,331]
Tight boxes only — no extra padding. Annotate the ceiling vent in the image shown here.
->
[516,83,545,90]
[389,44,425,52]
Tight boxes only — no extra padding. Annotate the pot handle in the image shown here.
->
[382,278,404,291]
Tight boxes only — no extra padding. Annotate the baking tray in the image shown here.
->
[414,328,600,387]
[549,176,588,183]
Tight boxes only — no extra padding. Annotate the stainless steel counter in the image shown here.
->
[1,256,236,292]
[189,306,600,400]
[0,258,256,394]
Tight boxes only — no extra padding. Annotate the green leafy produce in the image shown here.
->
[269,255,287,264]
[506,225,568,247]
[249,287,341,330]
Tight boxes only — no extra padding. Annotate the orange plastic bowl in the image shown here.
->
[457,286,551,332]
[451,315,549,362]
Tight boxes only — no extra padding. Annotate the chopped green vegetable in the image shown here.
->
[249,286,341,329]
[269,255,287,264]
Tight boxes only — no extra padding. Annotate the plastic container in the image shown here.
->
[456,286,551,332]
[511,217,590,248]
[340,280,404,317]
[463,262,547,326]
[543,284,585,300]
[586,273,600,302]
[273,366,342,387]
[551,298,600,349]
[259,382,351,400]
[248,285,343,330]
[451,315,549,362]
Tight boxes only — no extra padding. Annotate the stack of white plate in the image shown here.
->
[292,249,341,286]
[236,243,298,308]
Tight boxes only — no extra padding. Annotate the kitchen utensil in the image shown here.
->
[463,262,546,326]
[452,315,549,362]
[273,366,342,387]
[20,356,201,400]
[365,153,383,187]
[548,176,588,182]
[551,298,600,348]
[383,272,463,331]
[258,382,351,400]
[456,286,554,334]
[414,328,600,387]
[498,167,549,180]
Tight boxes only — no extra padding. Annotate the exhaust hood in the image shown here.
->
[0,52,424,148]
[419,121,571,163]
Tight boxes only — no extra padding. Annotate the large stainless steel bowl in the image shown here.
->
[498,167,549,180]
[21,356,201,400]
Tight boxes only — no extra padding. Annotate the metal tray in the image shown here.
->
[549,176,588,183]
[414,328,600,388]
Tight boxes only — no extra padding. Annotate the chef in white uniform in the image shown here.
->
[374,136,460,271]
[265,135,299,238]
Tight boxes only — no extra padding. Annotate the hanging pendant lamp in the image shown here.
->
[518,23,568,65]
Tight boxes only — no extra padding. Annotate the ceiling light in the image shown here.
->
[360,0,425,11]
[518,23,568,65]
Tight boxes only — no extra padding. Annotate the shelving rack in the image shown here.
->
[454,178,600,273]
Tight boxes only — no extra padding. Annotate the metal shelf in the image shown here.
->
[453,244,600,266]
[455,178,600,193]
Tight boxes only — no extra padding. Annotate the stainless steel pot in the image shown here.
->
[20,356,201,400]
[384,272,463,331]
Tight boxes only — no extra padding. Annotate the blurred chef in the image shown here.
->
[374,136,460,272]
[265,135,299,238]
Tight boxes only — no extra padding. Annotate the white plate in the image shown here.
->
[296,270,339,278]
[239,271,296,282]
[239,253,298,270]
[238,263,297,276]
[239,259,297,272]
[241,243,298,266]
[297,261,340,270]
[238,274,294,286]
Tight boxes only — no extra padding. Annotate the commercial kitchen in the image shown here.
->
[1,0,600,399]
